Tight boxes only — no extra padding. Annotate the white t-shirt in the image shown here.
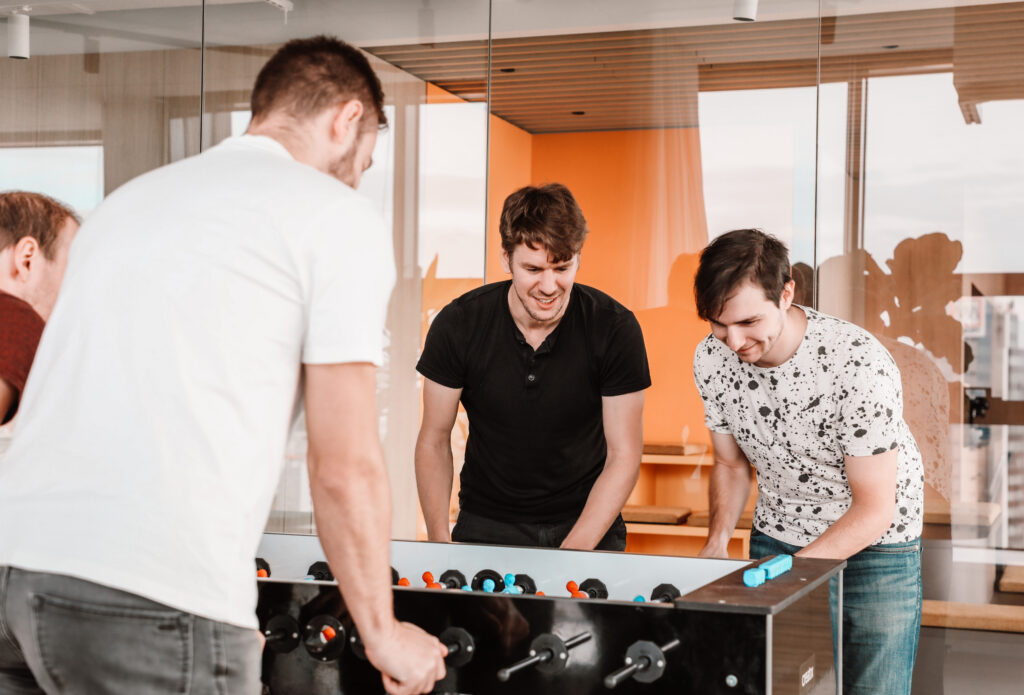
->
[692,307,924,547]
[0,135,395,628]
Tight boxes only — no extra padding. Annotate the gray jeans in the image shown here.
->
[0,567,261,694]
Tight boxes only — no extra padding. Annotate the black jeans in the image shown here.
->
[452,509,628,551]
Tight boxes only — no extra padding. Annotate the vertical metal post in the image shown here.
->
[199,0,206,151]
[843,78,868,256]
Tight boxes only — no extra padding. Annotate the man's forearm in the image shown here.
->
[797,502,895,560]
[414,440,455,541]
[311,448,395,646]
[561,456,639,550]
[703,463,752,554]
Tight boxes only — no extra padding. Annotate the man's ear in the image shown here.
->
[331,99,364,147]
[780,278,796,309]
[11,236,40,280]
[500,248,511,274]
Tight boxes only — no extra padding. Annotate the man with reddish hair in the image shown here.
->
[416,183,651,551]
[0,190,78,424]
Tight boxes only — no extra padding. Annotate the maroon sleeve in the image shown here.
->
[0,291,45,423]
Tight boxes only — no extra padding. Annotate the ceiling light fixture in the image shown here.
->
[261,0,293,24]
[733,0,758,22]
[6,11,29,59]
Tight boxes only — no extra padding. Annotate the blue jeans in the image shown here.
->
[0,567,261,694]
[750,530,922,695]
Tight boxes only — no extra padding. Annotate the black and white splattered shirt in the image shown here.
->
[692,307,924,546]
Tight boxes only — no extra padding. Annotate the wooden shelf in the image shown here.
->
[643,443,708,456]
[922,499,1001,527]
[641,453,709,465]
[687,509,754,529]
[625,522,749,558]
[626,523,747,539]
[627,438,755,560]
[622,504,691,524]
[922,599,1024,633]
[999,566,1024,594]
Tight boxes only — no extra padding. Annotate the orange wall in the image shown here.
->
[487,126,712,447]
[530,129,709,309]
[485,115,533,282]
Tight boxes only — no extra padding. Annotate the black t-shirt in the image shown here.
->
[417,281,651,523]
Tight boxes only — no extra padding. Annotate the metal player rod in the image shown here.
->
[604,638,681,689]
[496,632,592,682]
[496,652,545,681]
[562,633,593,650]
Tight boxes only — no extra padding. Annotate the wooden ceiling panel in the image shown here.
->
[365,2,1024,133]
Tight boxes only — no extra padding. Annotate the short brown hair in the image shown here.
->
[0,191,78,260]
[499,183,588,262]
[694,229,792,321]
[250,35,387,130]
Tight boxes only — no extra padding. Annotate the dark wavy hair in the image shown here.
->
[499,183,588,262]
[694,229,792,321]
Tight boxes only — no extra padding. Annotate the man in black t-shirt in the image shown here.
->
[415,183,650,551]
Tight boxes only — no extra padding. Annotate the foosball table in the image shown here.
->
[255,534,844,694]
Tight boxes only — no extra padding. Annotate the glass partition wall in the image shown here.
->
[3,2,1024,687]
[0,3,204,458]
[818,4,1024,692]
[199,0,491,537]
[480,0,821,558]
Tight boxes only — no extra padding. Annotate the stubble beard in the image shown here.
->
[511,284,566,325]
[750,321,786,366]
[329,150,357,187]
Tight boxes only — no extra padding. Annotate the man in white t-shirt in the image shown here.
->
[692,229,923,695]
[0,36,445,695]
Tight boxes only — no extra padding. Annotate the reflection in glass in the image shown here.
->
[821,5,1024,689]
[0,3,203,446]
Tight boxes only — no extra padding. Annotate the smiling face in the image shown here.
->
[709,279,796,367]
[501,243,579,328]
